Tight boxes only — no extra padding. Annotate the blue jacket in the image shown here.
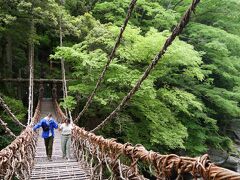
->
[33,118,58,138]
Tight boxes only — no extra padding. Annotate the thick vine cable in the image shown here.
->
[0,96,26,128]
[91,0,201,132]
[74,0,138,123]
[0,116,16,138]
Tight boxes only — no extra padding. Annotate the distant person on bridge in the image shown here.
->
[33,113,58,161]
[59,118,73,161]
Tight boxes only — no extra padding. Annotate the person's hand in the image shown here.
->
[30,122,34,128]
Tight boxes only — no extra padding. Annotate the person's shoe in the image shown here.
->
[48,156,53,161]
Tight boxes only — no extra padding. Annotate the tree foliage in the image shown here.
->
[1,0,240,157]
[0,95,26,149]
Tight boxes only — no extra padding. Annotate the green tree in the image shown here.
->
[0,95,26,149]
[51,21,227,154]
[93,0,178,32]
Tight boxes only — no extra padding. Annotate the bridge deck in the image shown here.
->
[30,99,90,180]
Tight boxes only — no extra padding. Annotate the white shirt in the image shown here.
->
[60,123,73,135]
[49,127,52,137]
[44,116,52,137]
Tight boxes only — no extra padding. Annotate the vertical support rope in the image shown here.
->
[27,18,34,125]
[59,0,73,122]
[60,15,67,113]
[74,0,138,123]
[30,35,34,121]
[27,52,32,125]
[91,0,201,132]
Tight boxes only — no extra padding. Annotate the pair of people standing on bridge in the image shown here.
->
[33,113,73,161]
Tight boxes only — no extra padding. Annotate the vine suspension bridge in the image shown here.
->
[1,0,240,179]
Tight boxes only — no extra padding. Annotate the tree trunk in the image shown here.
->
[0,38,5,78]
[18,69,22,99]
[6,34,13,78]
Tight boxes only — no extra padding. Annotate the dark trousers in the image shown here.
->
[44,136,53,158]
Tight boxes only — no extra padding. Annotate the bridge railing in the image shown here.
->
[71,127,240,179]
[53,99,240,179]
[0,100,41,179]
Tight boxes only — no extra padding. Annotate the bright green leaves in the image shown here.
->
[194,0,240,37]
[186,23,240,57]
[147,30,204,81]
[93,0,178,32]
[134,0,178,32]
[60,96,77,112]
[157,88,224,155]
[52,20,207,153]
[185,23,240,118]
[0,14,16,28]
[199,87,240,119]
[93,0,129,25]
[131,95,188,150]
[157,88,203,116]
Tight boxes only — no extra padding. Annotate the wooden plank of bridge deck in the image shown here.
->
[30,99,90,180]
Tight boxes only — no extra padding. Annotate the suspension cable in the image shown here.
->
[0,96,26,128]
[74,0,138,123]
[0,116,16,138]
[91,0,201,132]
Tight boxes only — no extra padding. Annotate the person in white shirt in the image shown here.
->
[59,118,73,161]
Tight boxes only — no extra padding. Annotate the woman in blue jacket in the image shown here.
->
[33,113,58,161]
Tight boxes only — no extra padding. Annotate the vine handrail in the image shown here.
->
[0,100,41,179]
[53,98,240,179]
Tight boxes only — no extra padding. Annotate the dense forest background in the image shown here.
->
[0,0,240,159]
